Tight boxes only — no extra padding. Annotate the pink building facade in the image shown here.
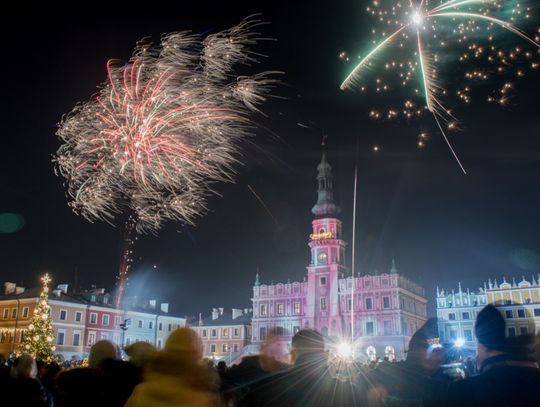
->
[251,153,427,361]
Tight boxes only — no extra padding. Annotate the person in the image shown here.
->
[225,334,289,406]
[125,341,157,381]
[55,340,139,407]
[446,304,540,406]
[0,354,52,407]
[242,329,360,407]
[366,318,448,407]
[124,327,220,407]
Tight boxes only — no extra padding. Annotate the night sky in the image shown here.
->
[2,2,540,317]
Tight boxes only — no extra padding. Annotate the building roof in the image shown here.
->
[0,285,184,319]
[198,312,252,327]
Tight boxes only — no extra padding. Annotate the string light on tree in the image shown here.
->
[19,274,56,362]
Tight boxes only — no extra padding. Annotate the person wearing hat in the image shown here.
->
[124,328,220,407]
[446,304,540,406]
[366,318,448,407]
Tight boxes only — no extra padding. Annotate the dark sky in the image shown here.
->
[2,2,540,317]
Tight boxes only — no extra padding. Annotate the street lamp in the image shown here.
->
[119,318,131,348]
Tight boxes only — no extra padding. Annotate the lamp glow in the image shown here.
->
[411,11,423,26]
[454,338,465,348]
[336,341,353,360]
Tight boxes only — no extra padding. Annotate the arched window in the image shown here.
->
[366,346,377,362]
[385,345,396,361]
[319,228,326,234]
[321,326,329,337]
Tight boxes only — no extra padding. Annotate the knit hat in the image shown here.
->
[164,327,203,361]
[474,304,507,351]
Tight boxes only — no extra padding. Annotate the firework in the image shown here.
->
[340,0,540,173]
[55,17,276,234]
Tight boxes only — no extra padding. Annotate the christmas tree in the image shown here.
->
[20,273,56,362]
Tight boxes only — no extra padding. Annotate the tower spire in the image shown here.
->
[390,257,398,274]
[312,140,340,217]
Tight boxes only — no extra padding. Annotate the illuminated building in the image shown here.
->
[251,153,428,361]
[191,308,252,364]
[437,276,540,350]
[0,282,185,360]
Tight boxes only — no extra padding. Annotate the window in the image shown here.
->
[2,309,8,319]
[101,332,109,340]
[448,313,456,321]
[11,308,17,319]
[383,320,392,335]
[159,322,163,331]
[366,298,373,310]
[520,326,528,335]
[138,320,143,328]
[75,311,82,322]
[276,326,285,336]
[149,321,153,330]
[449,330,457,340]
[276,303,284,315]
[320,297,327,311]
[293,302,301,315]
[90,313,97,324]
[212,329,217,337]
[535,308,540,317]
[260,327,267,340]
[517,309,525,318]
[462,312,470,320]
[22,307,29,318]
[202,329,207,337]
[293,326,300,334]
[88,331,96,346]
[114,316,121,326]
[464,329,473,341]
[73,331,81,346]
[233,343,239,352]
[348,298,352,311]
[103,314,110,326]
[508,327,516,337]
[222,344,228,352]
[210,344,216,353]
[113,333,120,344]
[223,328,229,338]
[320,277,327,286]
[505,310,513,319]
[157,339,162,348]
[366,321,374,336]
[260,304,267,316]
[57,330,65,345]
[233,328,239,337]
[383,297,390,309]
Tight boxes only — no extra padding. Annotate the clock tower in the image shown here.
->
[304,152,347,337]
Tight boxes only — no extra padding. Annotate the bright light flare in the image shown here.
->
[412,11,424,27]
[454,338,465,348]
[336,341,354,360]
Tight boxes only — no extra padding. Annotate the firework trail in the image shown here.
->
[340,0,540,173]
[55,17,277,234]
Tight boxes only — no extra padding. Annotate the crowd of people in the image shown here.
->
[1,304,539,406]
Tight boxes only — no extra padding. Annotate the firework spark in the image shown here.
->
[340,0,540,173]
[55,17,277,234]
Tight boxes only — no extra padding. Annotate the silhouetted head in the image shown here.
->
[164,327,203,362]
[291,330,325,362]
[475,304,507,352]
[88,340,119,368]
